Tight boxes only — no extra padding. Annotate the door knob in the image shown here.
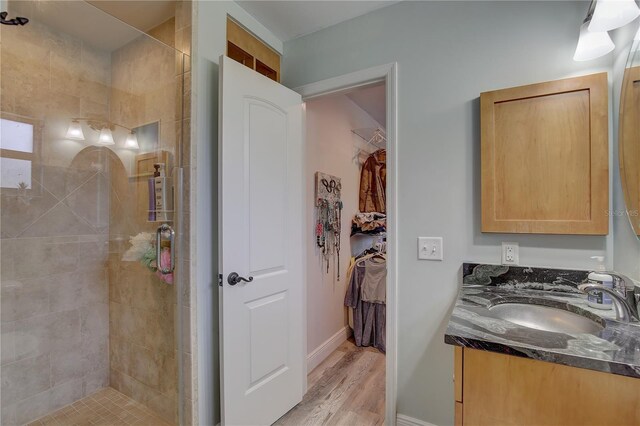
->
[227,272,254,285]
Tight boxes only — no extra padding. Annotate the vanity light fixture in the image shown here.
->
[67,118,141,148]
[65,120,85,141]
[574,20,615,61]
[124,132,139,150]
[589,0,640,33]
[574,0,617,62]
[97,127,115,146]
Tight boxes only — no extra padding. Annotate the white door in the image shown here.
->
[219,55,305,426]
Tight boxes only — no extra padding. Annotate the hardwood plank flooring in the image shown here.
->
[275,339,385,426]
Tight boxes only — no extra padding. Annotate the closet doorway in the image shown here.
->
[276,64,398,425]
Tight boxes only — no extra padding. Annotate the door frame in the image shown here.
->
[294,62,398,426]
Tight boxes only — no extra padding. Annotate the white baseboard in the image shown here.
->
[307,326,351,373]
[397,413,437,426]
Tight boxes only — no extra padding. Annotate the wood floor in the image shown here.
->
[275,338,385,426]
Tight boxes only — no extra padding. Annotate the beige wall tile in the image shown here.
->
[63,173,110,232]
[147,17,176,48]
[36,164,97,201]
[175,1,192,31]
[0,182,60,238]
[20,202,96,238]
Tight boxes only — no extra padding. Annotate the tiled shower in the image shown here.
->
[0,1,192,425]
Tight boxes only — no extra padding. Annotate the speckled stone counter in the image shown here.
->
[445,263,640,378]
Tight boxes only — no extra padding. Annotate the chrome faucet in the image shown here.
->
[577,272,640,323]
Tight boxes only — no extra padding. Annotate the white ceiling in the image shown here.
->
[236,1,399,41]
[347,83,386,127]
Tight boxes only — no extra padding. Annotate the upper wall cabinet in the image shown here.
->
[481,73,609,235]
[227,17,281,82]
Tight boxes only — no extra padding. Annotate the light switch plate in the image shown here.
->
[418,237,443,261]
[502,242,519,265]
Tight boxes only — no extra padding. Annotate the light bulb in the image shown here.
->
[574,22,615,61]
[97,128,115,146]
[589,0,640,32]
[124,132,139,149]
[65,120,85,141]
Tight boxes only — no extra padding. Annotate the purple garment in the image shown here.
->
[344,264,386,353]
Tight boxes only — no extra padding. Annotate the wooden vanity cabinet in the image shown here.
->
[480,73,609,235]
[453,347,640,426]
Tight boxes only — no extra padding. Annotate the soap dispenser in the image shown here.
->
[586,256,613,310]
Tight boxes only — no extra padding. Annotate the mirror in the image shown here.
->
[619,38,640,237]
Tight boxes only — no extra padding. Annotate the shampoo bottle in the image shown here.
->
[586,256,613,310]
[154,163,168,222]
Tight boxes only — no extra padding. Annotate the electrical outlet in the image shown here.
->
[502,242,519,265]
[418,237,443,261]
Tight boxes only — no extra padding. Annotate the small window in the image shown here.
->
[0,117,35,189]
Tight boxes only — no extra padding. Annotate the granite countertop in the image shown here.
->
[445,263,640,378]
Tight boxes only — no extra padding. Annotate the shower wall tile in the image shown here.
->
[50,350,85,386]
[1,276,49,322]
[13,310,81,361]
[5,239,77,281]
[35,164,97,200]
[1,353,50,406]
[13,378,83,426]
[0,183,60,238]
[1,402,16,426]
[82,367,109,396]
[20,202,97,237]
[13,387,50,426]
[175,0,192,33]
[1,322,16,365]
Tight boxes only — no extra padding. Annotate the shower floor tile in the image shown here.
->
[26,387,172,426]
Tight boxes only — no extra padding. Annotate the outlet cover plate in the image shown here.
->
[502,242,519,265]
[418,237,443,261]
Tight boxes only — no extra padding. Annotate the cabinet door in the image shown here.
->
[463,348,640,426]
[481,73,608,234]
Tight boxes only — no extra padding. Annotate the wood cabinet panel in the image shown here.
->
[454,402,463,426]
[227,17,280,82]
[454,346,463,403]
[461,348,640,426]
[481,73,609,234]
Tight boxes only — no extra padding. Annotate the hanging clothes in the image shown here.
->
[359,149,386,213]
[344,254,386,353]
[361,257,386,304]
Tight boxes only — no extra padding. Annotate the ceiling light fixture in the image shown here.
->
[589,0,640,32]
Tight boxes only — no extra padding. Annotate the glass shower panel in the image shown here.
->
[0,2,187,425]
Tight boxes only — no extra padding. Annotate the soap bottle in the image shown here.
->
[586,256,613,310]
